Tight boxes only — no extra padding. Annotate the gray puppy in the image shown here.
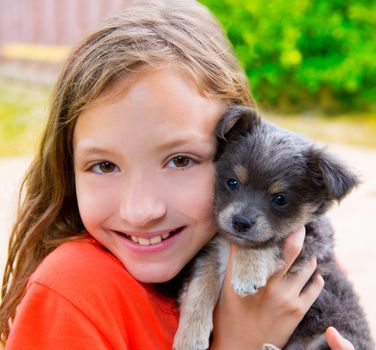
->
[173,105,374,350]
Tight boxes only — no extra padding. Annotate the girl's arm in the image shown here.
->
[210,227,354,350]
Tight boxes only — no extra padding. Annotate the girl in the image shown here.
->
[0,1,355,349]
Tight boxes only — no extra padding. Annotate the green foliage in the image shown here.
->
[200,0,376,113]
[0,82,48,156]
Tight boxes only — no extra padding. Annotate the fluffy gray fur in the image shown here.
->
[173,105,374,350]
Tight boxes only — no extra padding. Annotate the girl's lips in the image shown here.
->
[112,226,186,253]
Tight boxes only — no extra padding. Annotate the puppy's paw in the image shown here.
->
[173,338,209,350]
[262,344,281,350]
[173,322,211,350]
[231,270,267,296]
[231,279,258,296]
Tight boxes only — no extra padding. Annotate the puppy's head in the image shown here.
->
[214,105,359,247]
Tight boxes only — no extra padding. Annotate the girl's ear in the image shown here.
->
[215,105,260,142]
[307,146,360,201]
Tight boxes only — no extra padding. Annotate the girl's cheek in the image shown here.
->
[75,175,119,221]
[162,163,216,213]
[75,162,216,225]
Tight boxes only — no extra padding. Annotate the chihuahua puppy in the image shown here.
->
[173,105,374,350]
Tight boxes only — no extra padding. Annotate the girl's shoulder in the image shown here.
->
[28,237,178,315]
[29,237,136,302]
[32,237,123,277]
[10,240,178,349]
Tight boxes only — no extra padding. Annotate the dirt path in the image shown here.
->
[1,144,375,340]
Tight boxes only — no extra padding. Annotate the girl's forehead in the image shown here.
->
[74,70,227,145]
[85,64,214,111]
[74,67,226,148]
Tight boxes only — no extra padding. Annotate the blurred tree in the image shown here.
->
[200,0,376,113]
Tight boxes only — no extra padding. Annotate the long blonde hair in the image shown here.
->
[0,0,253,342]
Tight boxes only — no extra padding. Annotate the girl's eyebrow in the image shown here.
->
[75,137,214,158]
[156,136,213,152]
[75,145,116,157]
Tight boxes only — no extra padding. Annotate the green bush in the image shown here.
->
[0,82,48,156]
[200,0,376,113]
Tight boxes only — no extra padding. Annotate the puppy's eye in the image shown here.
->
[272,194,288,206]
[226,178,239,191]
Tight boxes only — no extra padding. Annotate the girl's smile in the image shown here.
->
[114,226,184,246]
[110,226,186,255]
[73,67,226,283]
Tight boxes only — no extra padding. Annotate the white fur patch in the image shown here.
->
[217,201,245,231]
[231,246,281,296]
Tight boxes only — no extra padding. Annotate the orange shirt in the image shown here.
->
[6,239,179,349]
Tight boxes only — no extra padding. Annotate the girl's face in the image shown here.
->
[74,68,226,283]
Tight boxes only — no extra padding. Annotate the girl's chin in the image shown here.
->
[127,263,182,284]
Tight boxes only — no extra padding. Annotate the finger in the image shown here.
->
[229,242,239,258]
[276,226,305,277]
[287,257,317,294]
[325,327,355,350]
[298,273,324,313]
[335,256,349,277]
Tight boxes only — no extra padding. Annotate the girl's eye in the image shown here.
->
[226,178,239,191]
[272,194,288,206]
[90,161,119,174]
[166,156,195,169]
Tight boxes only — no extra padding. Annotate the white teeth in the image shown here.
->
[127,231,174,246]
[138,238,150,246]
[149,235,162,244]
[124,227,183,246]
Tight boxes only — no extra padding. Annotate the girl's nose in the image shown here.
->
[119,176,167,227]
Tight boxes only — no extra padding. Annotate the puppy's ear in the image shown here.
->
[307,146,359,201]
[216,105,260,141]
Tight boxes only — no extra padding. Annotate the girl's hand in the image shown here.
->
[326,327,355,350]
[211,227,324,350]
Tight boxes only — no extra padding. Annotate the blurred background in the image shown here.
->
[0,0,375,341]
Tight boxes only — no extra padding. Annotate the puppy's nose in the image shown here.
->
[232,214,255,232]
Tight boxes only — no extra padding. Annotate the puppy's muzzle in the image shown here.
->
[232,214,255,233]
